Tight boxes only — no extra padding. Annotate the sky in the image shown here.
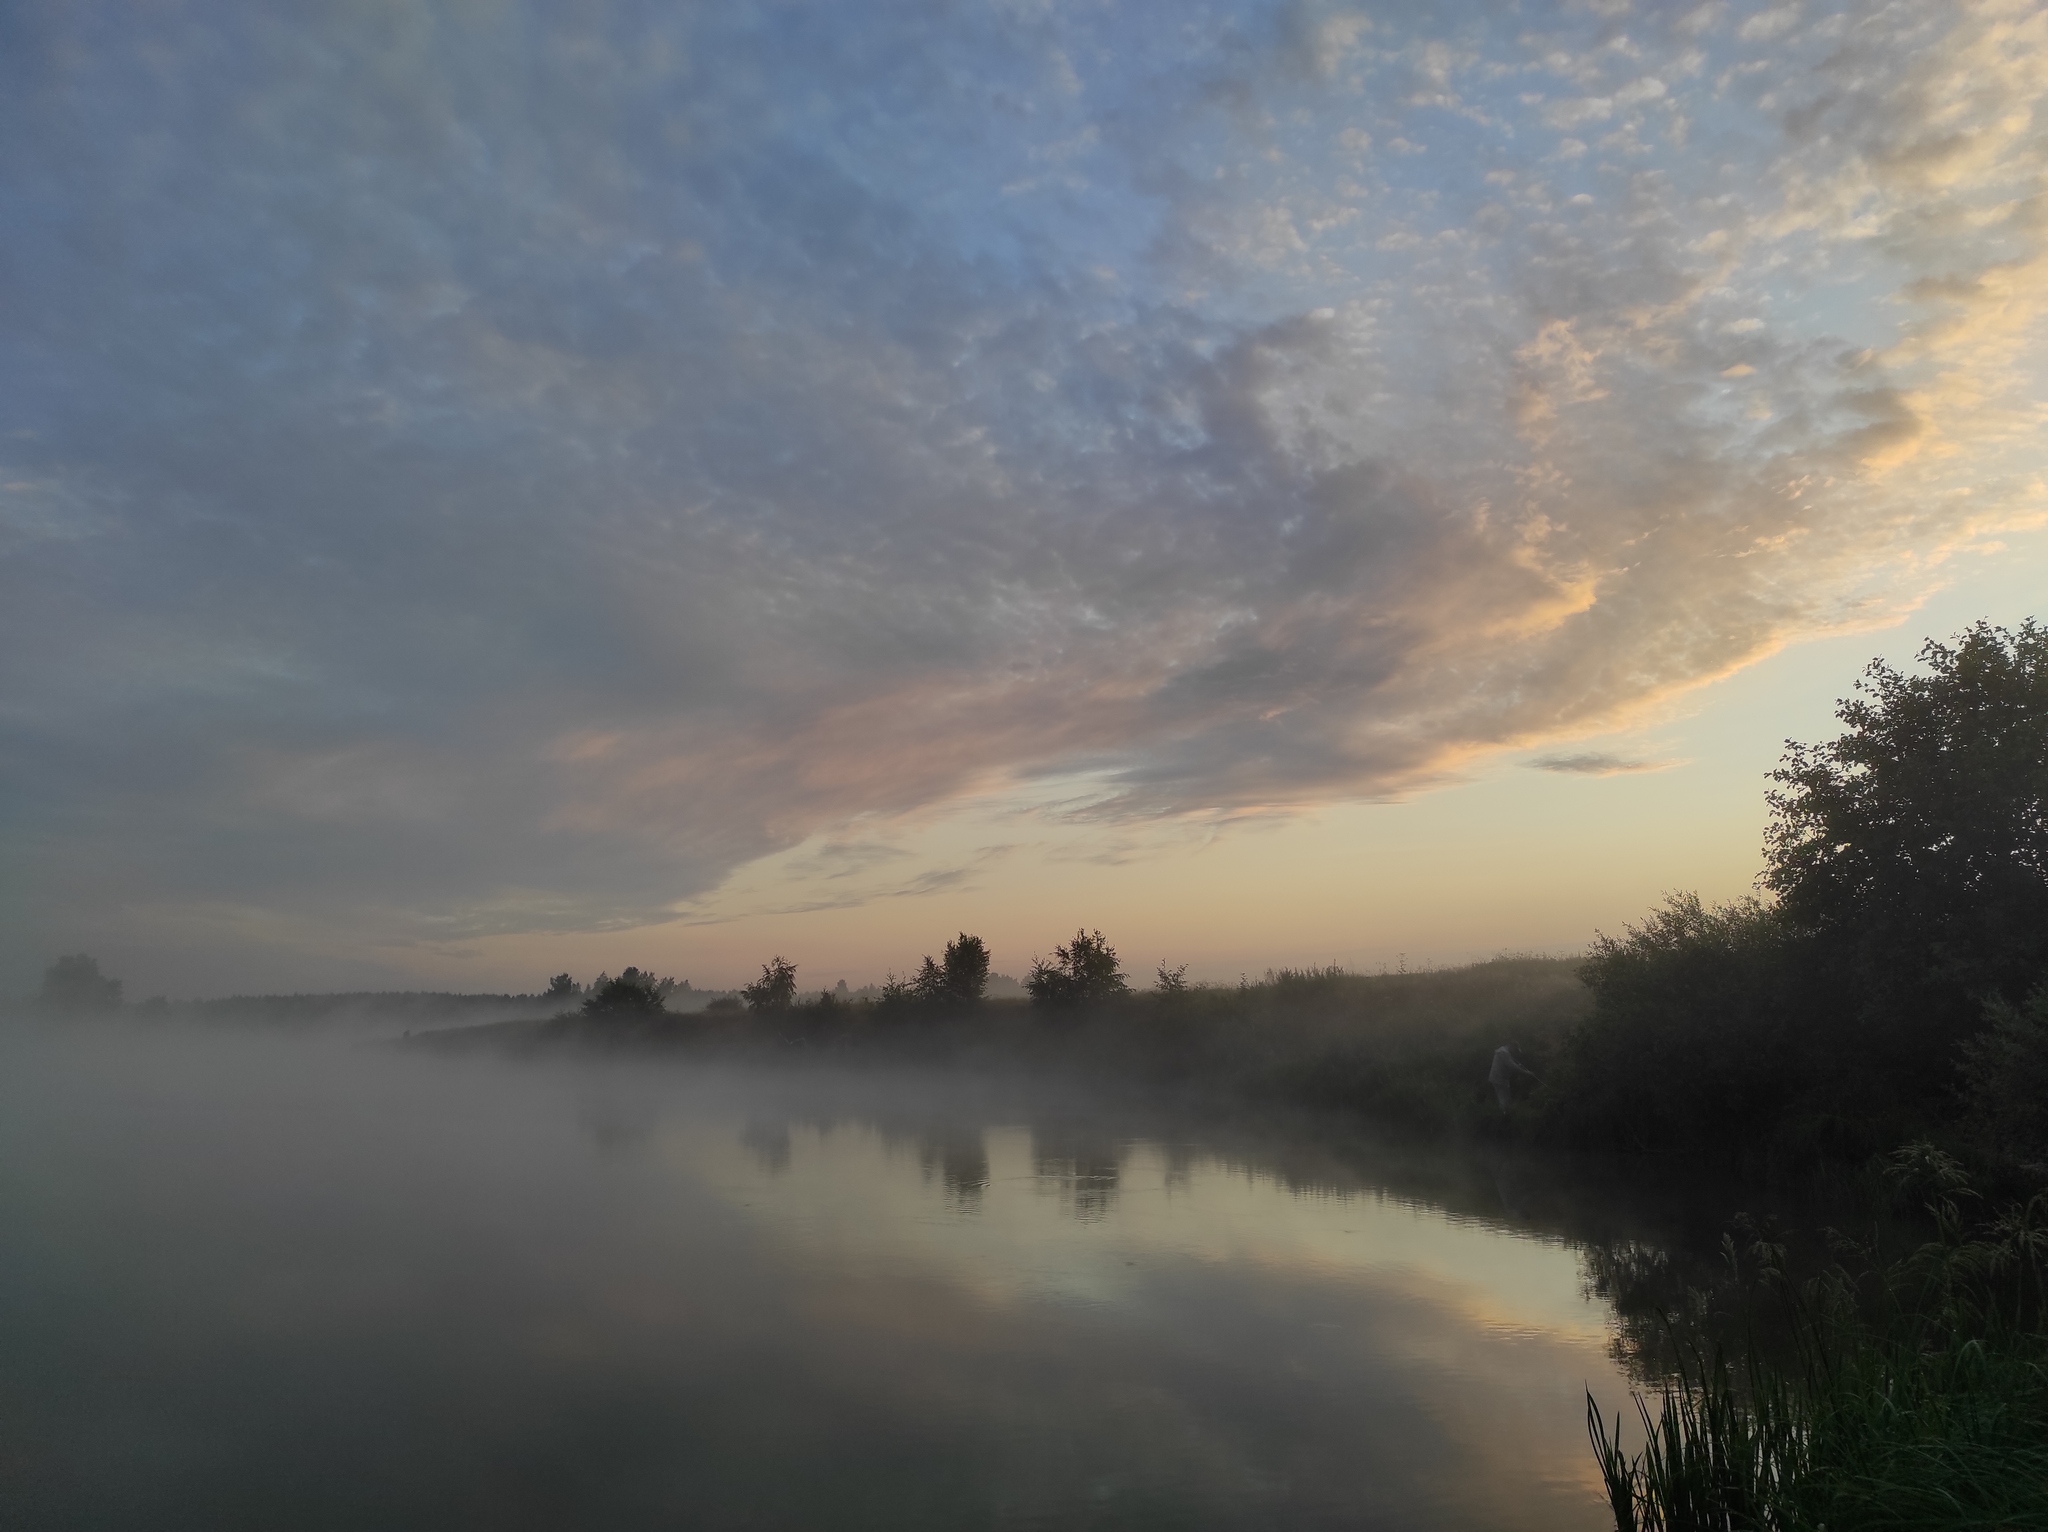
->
[4,0,2046,999]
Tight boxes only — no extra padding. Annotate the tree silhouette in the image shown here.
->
[1027,929,1128,1007]
[742,956,798,1012]
[37,954,122,1012]
[1764,619,2048,1060]
[942,933,991,1006]
[581,967,674,1017]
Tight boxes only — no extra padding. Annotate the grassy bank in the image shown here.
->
[1589,1148,2048,1531]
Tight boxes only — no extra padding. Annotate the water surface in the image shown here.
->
[0,1021,1637,1530]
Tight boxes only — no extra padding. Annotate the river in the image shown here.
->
[0,1018,1698,1530]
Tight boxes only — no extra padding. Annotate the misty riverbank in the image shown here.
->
[408,955,1593,1145]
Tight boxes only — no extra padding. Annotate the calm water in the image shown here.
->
[0,1020,1646,1530]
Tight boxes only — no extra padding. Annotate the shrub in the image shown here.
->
[1027,929,1128,1007]
[1549,895,1801,1154]
[1957,983,2048,1172]
[742,956,799,1013]
[582,967,675,1017]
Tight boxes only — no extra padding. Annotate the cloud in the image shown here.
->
[2,0,2044,983]
[1528,754,1686,777]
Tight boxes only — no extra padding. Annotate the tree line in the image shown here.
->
[1547,619,2048,1171]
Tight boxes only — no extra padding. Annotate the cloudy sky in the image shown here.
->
[5,0,2046,997]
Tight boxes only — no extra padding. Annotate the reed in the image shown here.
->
[1589,1148,2048,1532]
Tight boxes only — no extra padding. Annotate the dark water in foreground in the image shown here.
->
[0,1021,1651,1530]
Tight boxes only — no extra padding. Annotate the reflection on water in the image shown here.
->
[0,1022,1697,1530]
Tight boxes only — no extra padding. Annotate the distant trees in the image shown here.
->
[742,956,799,1013]
[545,974,582,1003]
[1027,929,1128,1007]
[36,954,123,1012]
[582,967,676,1017]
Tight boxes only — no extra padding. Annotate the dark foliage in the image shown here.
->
[1957,983,2048,1172]
[742,956,799,1013]
[545,973,581,1002]
[1550,895,1803,1155]
[1027,929,1128,1007]
[1763,620,2048,1086]
[940,933,990,1007]
[36,954,123,1012]
[1590,1149,2048,1531]
[1549,620,2048,1166]
[582,967,675,1017]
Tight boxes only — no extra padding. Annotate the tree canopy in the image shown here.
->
[1027,929,1128,1007]
[581,967,675,1017]
[36,954,123,1012]
[742,956,799,1013]
[1763,619,2048,1045]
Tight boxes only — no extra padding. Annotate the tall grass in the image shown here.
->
[1588,1147,2048,1531]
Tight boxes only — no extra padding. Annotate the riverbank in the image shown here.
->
[412,954,1591,1140]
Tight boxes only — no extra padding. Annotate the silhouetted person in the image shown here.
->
[1489,1044,1536,1113]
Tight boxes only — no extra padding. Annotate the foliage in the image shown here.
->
[1589,1148,2048,1532]
[1957,983,2048,1172]
[910,955,947,1004]
[36,954,123,1012]
[1027,928,1128,1007]
[742,956,799,1013]
[581,967,676,1017]
[1763,620,2048,1075]
[545,973,581,1002]
[1545,620,2048,1164]
[940,933,990,1007]
[1154,962,1189,995]
[1548,895,1803,1155]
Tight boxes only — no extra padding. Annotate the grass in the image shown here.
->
[1588,1147,2048,1531]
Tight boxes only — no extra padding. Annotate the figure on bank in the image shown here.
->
[1489,1044,1537,1113]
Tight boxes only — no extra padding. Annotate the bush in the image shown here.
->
[1548,895,1802,1155]
[582,967,675,1017]
[1957,983,2048,1172]
[742,956,799,1013]
[1027,929,1128,1007]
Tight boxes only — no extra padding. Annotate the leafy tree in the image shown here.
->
[1763,620,2048,1070]
[1154,962,1190,995]
[941,933,991,1006]
[36,953,123,1012]
[582,967,675,1017]
[742,956,799,1013]
[1027,928,1128,1007]
[910,954,947,1004]
[545,973,581,1002]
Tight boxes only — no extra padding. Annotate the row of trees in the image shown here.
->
[569,927,1154,1022]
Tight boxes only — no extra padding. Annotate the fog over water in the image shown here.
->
[0,1013,1648,1530]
